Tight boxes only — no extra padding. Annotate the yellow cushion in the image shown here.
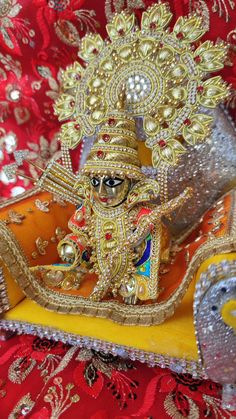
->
[4,253,236,361]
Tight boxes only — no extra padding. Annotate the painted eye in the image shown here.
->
[91,178,100,187]
[104,178,124,187]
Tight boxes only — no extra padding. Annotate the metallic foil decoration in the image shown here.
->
[194,260,236,410]
[142,106,236,236]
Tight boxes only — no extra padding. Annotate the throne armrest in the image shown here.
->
[194,256,236,410]
[0,188,75,313]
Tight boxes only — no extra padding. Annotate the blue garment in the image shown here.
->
[135,234,151,278]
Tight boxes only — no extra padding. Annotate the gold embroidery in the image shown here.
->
[203,394,233,417]
[55,227,67,241]
[54,9,99,47]
[44,377,80,418]
[105,0,145,22]
[7,210,25,224]
[39,354,64,381]
[211,0,235,23]
[52,194,67,207]
[34,198,50,212]
[35,237,49,256]
[49,347,78,379]
[164,392,199,419]
[0,267,10,313]
[8,357,37,384]
[8,393,35,419]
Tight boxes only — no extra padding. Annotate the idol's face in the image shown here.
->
[90,176,130,207]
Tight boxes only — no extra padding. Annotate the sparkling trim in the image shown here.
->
[0,319,204,378]
[0,267,10,314]
[0,187,41,209]
[194,259,236,370]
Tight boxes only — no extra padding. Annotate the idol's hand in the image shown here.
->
[119,277,139,305]
[124,294,138,305]
[58,243,78,265]
[126,187,193,246]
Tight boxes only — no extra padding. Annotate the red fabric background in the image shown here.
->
[0,333,234,418]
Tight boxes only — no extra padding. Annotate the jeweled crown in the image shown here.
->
[81,93,144,180]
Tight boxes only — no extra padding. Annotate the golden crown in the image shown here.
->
[81,93,144,180]
[55,3,229,169]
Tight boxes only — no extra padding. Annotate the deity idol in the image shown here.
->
[2,3,232,325]
[36,94,192,304]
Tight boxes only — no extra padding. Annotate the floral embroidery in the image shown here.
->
[27,125,61,170]
[74,348,138,407]
[1,335,68,384]
[105,0,146,22]
[0,0,35,55]
[0,72,41,123]
[8,393,35,419]
[43,377,80,418]
[34,0,99,49]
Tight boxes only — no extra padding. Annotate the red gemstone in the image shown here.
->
[184,118,191,126]
[75,74,81,81]
[150,22,157,30]
[102,134,110,142]
[194,55,201,63]
[176,32,184,40]
[118,28,125,36]
[197,85,204,93]
[162,122,169,128]
[74,123,80,130]
[159,42,164,48]
[69,100,75,107]
[92,48,99,55]
[158,139,167,148]
[97,150,104,159]
[105,232,112,240]
[108,118,115,126]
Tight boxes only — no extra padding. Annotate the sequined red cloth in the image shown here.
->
[0,0,235,200]
[0,333,234,418]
